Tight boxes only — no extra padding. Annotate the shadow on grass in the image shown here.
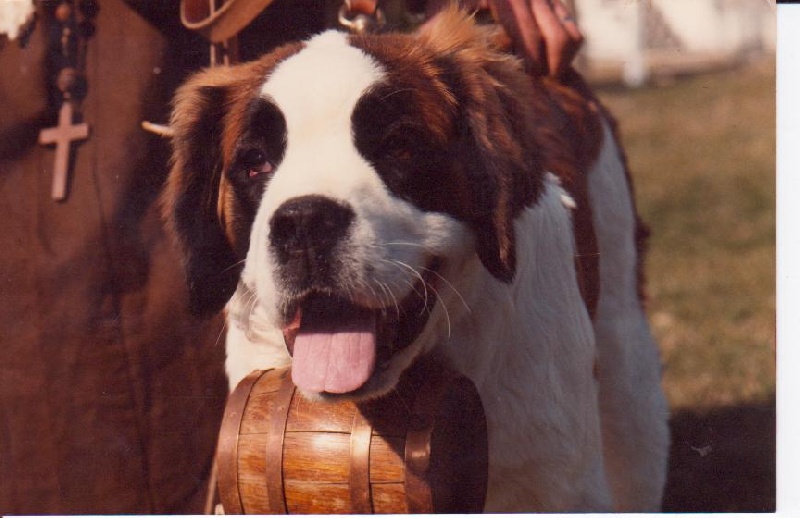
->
[662,397,775,512]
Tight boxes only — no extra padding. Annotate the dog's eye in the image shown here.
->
[382,135,414,161]
[241,148,273,178]
[248,161,274,178]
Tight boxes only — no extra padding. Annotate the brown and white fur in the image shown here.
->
[163,8,669,513]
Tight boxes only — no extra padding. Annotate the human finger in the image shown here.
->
[488,0,547,75]
[537,0,584,76]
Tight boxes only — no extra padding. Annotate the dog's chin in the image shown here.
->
[279,258,442,401]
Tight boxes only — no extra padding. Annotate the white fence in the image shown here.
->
[576,0,776,85]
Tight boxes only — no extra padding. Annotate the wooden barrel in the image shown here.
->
[216,361,488,514]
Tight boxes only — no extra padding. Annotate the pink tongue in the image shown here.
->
[291,308,377,394]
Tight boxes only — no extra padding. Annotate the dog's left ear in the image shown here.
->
[418,7,544,284]
[458,75,542,284]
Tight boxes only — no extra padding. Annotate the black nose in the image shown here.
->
[269,195,355,266]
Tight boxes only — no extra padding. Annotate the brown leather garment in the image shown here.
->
[0,0,336,512]
[0,1,227,513]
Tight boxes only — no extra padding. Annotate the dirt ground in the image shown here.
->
[662,398,776,512]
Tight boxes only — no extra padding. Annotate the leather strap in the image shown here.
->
[403,368,450,513]
[180,0,275,43]
[349,412,374,513]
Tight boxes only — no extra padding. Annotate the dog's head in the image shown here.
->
[163,8,546,398]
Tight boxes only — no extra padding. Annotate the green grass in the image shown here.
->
[596,61,776,410]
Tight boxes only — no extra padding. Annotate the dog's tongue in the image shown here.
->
[290,297,376,394]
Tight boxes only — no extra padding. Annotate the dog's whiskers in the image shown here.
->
[221,258,247,275]
[379,87,416,101]
[342,283,357,306]
[428,282,453,338]
[383,241,431,249]
[389,259,428,300]
[213,320,228,349]
[419,266,472,314]
[375,244,471,314]
[244,290,262,343]
[385,259,454,337]
[399,278,429,318]
[376,281,401,317]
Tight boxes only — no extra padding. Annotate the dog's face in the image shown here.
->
[164,10,545,399]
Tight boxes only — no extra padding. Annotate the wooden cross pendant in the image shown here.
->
[38,100,90,201]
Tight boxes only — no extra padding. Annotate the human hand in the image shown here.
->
[486,0,583,78]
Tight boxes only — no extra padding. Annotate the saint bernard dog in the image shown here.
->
[162,7,669,513]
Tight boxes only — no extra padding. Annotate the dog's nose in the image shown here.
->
[269,195,355,260]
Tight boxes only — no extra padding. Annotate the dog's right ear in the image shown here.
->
[162,67,243,318]
[163,45,304,318]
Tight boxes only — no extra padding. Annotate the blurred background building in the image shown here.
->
[574,0,776,85]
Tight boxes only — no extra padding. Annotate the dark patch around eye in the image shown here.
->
[351,81,472,219]
[222,97,287,257]
[228,98,287,205]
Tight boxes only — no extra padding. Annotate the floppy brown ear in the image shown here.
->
[162,68,242,318]
[459,74,542,284]
[163,44,304,317]
[419,9,544,283]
